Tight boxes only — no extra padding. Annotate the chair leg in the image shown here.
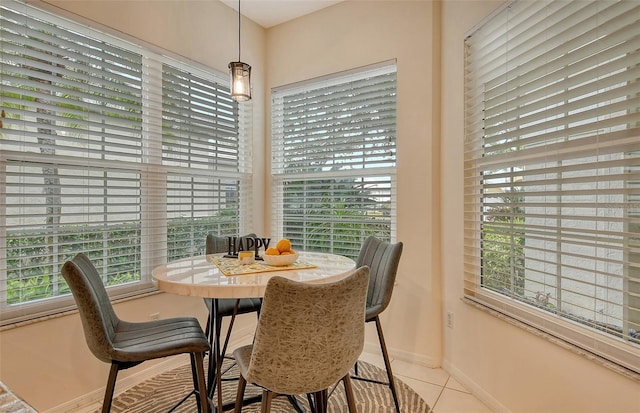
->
[375,316,401,413]
[189,354,202,413]
[342,375,357,413]
[313,390,327,413]
[260,390,274,413]
[193,352,210,413]
[102,362,120,413]
[213,302,224,410]
[234,374,247,413]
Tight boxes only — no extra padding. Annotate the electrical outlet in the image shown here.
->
[446,311,454,328]
[149,312,160,320]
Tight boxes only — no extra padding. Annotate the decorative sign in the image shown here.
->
[225,236,271,260]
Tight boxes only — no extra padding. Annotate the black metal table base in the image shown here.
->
[206,299,264,413]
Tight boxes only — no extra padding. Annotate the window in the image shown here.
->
[162,64,252,260]
[0,0,252,324]
[271,61,397,258]
[464,0,640,374]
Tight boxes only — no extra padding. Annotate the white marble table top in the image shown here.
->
[151,251,357,299]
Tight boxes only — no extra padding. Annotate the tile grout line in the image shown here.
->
[429,376,451,413]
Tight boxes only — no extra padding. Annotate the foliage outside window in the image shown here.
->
[271,62,397,258]
[464,0,640,374]
[0,0,251,324]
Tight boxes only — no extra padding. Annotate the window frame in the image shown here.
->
[463,0,640,375]
[270,61,398,258]
[0,0,252,325]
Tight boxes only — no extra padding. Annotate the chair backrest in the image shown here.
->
[61,253,119,363]
[206,233,257,254]
[244,266,370,395]
[356,236,403,319]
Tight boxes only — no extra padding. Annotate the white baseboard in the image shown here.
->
[442,359,511,413]
[392,345,440,368]
[361,341,440,369]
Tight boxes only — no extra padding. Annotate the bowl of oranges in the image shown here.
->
[262,239,298,266]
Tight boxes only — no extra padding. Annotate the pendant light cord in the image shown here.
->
[238,0,241,61]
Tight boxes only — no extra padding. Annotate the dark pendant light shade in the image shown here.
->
[229,0,251,102]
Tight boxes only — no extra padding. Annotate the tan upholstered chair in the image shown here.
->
[61,253,210,413]
[352,236,404,413]
[233,266,370,413]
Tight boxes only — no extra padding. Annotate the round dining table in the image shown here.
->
[152,251,357,412]
[152,251,356,299]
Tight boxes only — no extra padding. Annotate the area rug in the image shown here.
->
[108,356,430,412]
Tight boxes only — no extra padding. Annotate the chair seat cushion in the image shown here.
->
[111,317,209,363]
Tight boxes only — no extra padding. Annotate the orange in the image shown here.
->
[265,247,280,256]
[276,239,292,253]
[280,251,292,255]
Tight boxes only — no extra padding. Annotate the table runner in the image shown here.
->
[209,255,317,276]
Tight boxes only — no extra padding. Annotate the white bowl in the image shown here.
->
[262,252,299,266]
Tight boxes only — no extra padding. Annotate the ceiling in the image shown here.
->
[220,0,344,28]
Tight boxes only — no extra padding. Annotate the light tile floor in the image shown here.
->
[358,351,494,413]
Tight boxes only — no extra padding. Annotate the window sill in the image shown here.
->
[0,289,162,332]
[462,297,640,382]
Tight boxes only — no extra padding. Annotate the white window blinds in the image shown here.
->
[271,61,397,258]
[0,0,251,324]
[464,0,640,374]
[162,64,252,260]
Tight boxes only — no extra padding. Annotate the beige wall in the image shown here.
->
[441,1,639,412]
[265,0,442,367]
[1,1,639,412]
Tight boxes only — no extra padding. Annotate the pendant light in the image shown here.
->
[229,0,251,102]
